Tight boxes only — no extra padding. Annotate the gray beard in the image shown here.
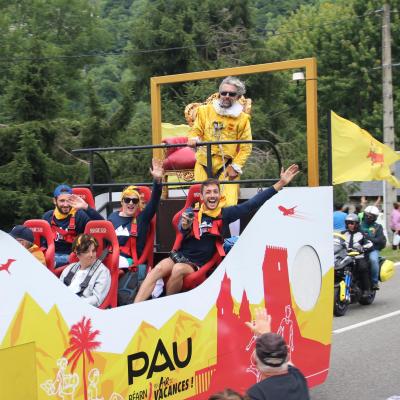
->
[213,100,243,117]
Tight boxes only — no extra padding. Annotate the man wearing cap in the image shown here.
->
[42,185,104,267]
[10,225,46,266]
[245,309,310,400]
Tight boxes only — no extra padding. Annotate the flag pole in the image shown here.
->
[327,110,332,186]
[382,180,388,237]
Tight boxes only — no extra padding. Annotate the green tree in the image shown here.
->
[5,39,62,122]
[128,0,258,97]
[0,121,86,229]
[252,0,400,186]
[0,0,111,122]
[79,79,137,188]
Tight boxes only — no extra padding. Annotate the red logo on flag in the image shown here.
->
[367,148,384,165]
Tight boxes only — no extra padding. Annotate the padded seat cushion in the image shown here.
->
[163,136,189,156]
[163,147,196,170]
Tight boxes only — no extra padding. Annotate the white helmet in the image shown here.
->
[364,205,379,216]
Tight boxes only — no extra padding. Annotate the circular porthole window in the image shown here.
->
[291,245,322,311]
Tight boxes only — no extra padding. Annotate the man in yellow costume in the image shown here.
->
[187,76,252,235]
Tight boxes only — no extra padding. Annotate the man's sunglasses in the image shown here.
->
[123,197,139,204]
[346,221,356,225]
[220,91,237,97]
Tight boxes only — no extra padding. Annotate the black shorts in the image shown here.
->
[169,251,199,271]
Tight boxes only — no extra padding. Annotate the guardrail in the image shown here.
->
[72,139,282,213]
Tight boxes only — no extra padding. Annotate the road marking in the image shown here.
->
[333,310,400,334]
[305,368,329,379]
[333,261,399,334]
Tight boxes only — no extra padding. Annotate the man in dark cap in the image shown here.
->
[246,309,310,400]
[42,184,103,267]
[10,225,46,266]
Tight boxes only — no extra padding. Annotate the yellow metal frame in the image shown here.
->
[150,58,319,186]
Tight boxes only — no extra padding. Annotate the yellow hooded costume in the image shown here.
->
[188,100,252,206]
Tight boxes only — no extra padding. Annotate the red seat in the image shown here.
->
[161,137,196,198]
[171,184,202,229]
[72,187,95,209]
[136,185,154,269]
[131,218,156,270]
[171,184,223,291]
[162,137,196,171]
[53,257,73,278]
[136,186,151,208]
[84,220,120,309]
[24,219,56,273]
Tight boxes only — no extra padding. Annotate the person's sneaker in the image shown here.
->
[372,283,380,290]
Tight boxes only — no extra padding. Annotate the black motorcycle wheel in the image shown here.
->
[334,286,349,316]
[358,289,376,305]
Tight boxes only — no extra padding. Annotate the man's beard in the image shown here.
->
[213,99,243,118]
[219,97,235,109]
[56,205,71,215]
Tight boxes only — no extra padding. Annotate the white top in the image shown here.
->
[60,262,111,307]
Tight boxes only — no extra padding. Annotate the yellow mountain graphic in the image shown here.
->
[0,294,217,400]
[291,268,333,345]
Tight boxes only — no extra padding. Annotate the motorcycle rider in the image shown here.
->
[342,213,373,297]
[360,205,387,290]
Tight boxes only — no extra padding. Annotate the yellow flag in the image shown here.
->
[331,111,400,187]
[161,122,190,140]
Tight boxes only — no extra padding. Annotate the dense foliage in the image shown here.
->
[0,0,399,229]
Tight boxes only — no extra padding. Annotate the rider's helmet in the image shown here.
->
[345,213,359,229]
[364,205,380,223]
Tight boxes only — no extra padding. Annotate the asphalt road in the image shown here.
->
[310,263,400,400]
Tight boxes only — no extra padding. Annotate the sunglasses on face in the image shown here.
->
[123,197,139,205]
[346,221,356,225]
[220,91,237,97]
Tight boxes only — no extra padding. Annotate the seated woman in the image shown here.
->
[107,158,163,280]
[60,234,111,307]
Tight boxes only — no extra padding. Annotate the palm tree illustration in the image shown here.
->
[64,317,101,400]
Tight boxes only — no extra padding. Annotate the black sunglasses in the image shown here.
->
[220,91,237,97]
[346,221,356,225]
[123,197,139,204]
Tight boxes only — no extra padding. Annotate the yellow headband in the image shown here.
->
[77,235,82,246]
[73,234,97,253]
[121,186,140,201]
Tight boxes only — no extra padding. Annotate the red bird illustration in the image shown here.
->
[0,259,16,274]
[278,205,297,216]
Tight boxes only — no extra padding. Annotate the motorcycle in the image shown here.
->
[333,233,380,317]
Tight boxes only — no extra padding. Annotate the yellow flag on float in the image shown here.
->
[161,122,190,140]
[331,111,400,187]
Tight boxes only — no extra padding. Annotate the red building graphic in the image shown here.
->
[198,245,330,397]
